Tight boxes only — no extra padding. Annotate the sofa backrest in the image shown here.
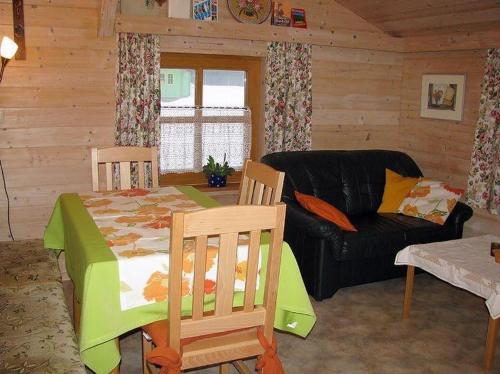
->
[261,150,422,216]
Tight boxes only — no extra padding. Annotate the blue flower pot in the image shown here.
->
[208,174,227,188]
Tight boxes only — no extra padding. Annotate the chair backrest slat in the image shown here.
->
[168,204,286,347]
[262,186,272,206]
[120,161,131,190]
[168,210,185,352]
[138,161,145,189]
[238,160,285,206]
[91,146,159,191]
[105,163,113,191]
[245,179,256,204]
[262,214,285,342]
[192,235,208,320]
[243,229,262,312]
[215,232,239,317]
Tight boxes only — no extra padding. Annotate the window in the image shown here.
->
[159,53,262,186]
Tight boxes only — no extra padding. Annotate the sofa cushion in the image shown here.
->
[377,169,420,213]
[262,150,422,216]
[335,213,458,261]
[295,191,357,232]
[398,179,463,225]
[0,239,61,287]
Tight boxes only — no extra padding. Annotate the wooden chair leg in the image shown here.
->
[233,360,251,374]
[484,316,498,370]
[403,265,415,320]
[220,363,230,374]
[142,335,156,374]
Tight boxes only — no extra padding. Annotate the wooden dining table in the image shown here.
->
[44,186,316,374]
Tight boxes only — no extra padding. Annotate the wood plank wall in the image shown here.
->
[159,1,403,151]
[0,0,116,240]
[0,1,496,240]
[0,0,405,240]
[399,50,499,235]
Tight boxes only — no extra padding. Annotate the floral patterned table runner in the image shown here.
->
[395,235,500,318]
[80,187,257,311]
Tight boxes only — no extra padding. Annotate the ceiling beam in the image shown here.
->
[115,14,404,52]
[98,0,119,38]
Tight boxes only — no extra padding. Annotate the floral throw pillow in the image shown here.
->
[397,180,464,225]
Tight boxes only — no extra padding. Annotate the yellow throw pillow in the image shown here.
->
[377,169,419,213]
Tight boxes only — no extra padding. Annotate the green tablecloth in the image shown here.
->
[44,186,316,373]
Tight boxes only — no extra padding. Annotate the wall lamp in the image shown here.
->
[0,36,18,84]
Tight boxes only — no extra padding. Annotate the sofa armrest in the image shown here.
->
[283,197,345,241]
[448,201,474,226]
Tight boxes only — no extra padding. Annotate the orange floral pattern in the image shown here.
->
[80,187,259,311]
[94,209,123,216]
[115,215,153,224]
[117,188,150,197]
[398,180,463,225]
[143,215,171,229]
[143,271,169,302]
[119,248,156,258]
[84,199,113,208]
[106,233,141,247]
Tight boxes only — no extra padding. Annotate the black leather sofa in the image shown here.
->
[261,150,473,301]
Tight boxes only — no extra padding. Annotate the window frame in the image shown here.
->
[159,52,262,187]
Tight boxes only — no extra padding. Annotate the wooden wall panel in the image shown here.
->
[399,49,499,235]
[0,0,401,241]
[0,2,116,240]
[312,46,402,150]
[0,1,496,240]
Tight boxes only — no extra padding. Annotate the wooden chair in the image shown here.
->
[238,160,285,206]
[142,203,286,374]
[91,146,159,191]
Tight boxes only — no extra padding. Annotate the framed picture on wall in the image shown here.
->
[420,74,466,121]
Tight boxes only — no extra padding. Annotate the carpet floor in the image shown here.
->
[7,237,495,373]
[105,273,496,373]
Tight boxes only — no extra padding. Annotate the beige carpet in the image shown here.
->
[112,273,496,373]
[5,238,495,373]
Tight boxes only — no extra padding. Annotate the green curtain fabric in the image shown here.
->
[115,33,160,188]
[466,48,500,215]
[264,41,312,154]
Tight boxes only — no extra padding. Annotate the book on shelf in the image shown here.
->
[271,1,291,27]
[291,8,307,28]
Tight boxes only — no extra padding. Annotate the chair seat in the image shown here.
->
[143,321,264,370]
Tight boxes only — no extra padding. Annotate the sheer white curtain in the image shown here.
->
[159,107,251,173]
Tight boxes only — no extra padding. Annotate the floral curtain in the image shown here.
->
[116,32,160,147]
[465,48,500,215]
[264,42,312,154]
[115,33,160,188]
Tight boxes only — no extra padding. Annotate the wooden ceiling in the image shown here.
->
[335,0,500,37]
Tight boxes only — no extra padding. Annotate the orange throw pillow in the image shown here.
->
[295,191,357,232]
[377,169,420,213]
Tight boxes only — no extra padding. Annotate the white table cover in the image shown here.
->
[395,235,500,319]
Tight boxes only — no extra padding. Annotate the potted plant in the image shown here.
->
[202,155,235,187]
